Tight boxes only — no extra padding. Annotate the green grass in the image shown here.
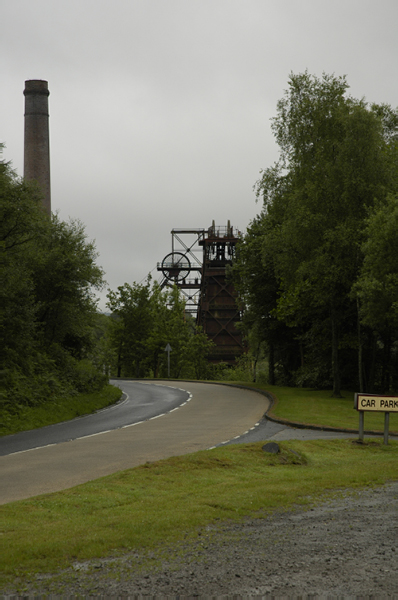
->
[0,384,122,436]
[235,382,398,434]
[1,438,397,587]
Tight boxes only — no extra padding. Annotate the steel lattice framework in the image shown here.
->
[158,221,245,364]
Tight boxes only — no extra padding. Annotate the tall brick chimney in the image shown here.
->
[23,80,51,216]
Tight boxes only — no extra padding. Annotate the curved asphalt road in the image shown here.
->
[0,380,269,505]
[0,381,189,456]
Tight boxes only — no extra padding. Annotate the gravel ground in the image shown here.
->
[3,481,397,599]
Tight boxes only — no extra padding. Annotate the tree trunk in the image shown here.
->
[252,341,261,382]
[153,352,159,378]
[367,333,377,393]
[268,341,275,385]
[117,343,122,377]
[331,306,342,397]
[381,334,391,392]
[357,298,364,393]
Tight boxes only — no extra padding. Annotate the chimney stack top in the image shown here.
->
[24,80,49,96]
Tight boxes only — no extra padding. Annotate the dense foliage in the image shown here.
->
[106,279,214,379]
[1,149,108,415]
[231,73,398,395]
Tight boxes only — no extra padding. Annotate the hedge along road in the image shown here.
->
[0,380,270,505]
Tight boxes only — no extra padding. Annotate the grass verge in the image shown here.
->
[235,382,398,433]
[1,438,397,587]
[0,384,122,436]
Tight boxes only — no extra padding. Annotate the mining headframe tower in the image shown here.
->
[158,221,244,365]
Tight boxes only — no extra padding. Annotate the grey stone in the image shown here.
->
[262,442,280,454]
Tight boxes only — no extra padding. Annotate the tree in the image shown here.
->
[232,73,398,394]
[107,279,154,377]
[353,194,398,391]
[1,147,107,407]
[1,154,47,376]
[106,279,213,379]
[157,286,214,379]
[230,215,300,385]
[355,194,398,332]
[31,215,105,357]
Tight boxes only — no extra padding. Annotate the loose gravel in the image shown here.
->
[3,481,397,599]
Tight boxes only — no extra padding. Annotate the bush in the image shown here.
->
[71,359,108,392]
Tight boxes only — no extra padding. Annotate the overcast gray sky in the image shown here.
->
[2,0,397,309]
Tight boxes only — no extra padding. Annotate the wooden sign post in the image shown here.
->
[354,394,398,444]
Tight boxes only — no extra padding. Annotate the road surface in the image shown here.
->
[0,381,189,456]
[0,380,269,504]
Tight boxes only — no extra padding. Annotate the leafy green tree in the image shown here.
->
[107,278,156,377]
[88,313,118,377]
[157,287,214,379]
[230,215,300,385]
[1,147,107,408]
[355,194,398,331]
[1,155,46,376]
[233,73,398,394]
[31,215,105,358]
[353,194,398,391]
[106,279,213,379]
[184,323,215,380]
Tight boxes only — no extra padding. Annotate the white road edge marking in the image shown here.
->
[3,443,58,456]
[207,420,263,449]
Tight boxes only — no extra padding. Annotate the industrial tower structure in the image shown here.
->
[158,221,244,364]
[23,80,51,216]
